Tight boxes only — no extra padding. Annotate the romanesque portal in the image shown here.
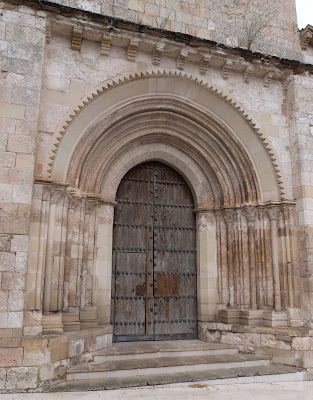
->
[29,74,298,333]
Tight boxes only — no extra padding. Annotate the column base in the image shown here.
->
[80,309,99,329]
[219,308,288,327]
[219,309,241,324]
[62,311,80,332]
[240,310,264,326]
[42,313,63,334]
[263,310,288,327]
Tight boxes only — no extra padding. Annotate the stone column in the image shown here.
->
[242,206,257,310]
[224,208,235,307]
[196,209,218,322]
[79,197,99,329]
[25,183,50,311]
[95,201,116,325]
[42,195,56,314]
[267,204,282,311]
[42,185,67,314]
[282,204,295,308]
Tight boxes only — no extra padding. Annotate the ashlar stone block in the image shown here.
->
[0,347,23,367]
[11,235,29,252]
[6,366,37,389]
[0,368,6,389]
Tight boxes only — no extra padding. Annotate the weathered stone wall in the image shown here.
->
[0,0,46,377]
[287,74,313,329]
[45,0,302,60]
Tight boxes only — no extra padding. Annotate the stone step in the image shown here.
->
[68,353,271,380]
[49,364,303,392]
[93,340,238,362]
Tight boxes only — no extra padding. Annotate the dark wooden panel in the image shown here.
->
[112,161,197,340]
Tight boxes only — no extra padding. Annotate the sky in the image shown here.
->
[296,0,313,28]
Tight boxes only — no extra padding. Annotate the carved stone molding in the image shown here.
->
[44,17,300,90]
[45,69,286,202]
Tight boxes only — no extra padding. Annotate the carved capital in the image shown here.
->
[86,196,101,214]
[242,205,257,225]
[196,210,215,231]
[67,187,85,209]
[266,205,280,221]
[223,207,235,225]
[42,184,52,202]
[281,201,296,220]
[50,186,67,204]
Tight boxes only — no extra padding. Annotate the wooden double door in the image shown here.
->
[111,161,197,341]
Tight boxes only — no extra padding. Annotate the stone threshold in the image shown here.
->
[47,364,303,392]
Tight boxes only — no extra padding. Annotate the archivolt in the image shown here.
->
[47,69,284,207]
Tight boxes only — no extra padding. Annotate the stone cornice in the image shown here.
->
[48,15,289,85]
[10,0,313,73]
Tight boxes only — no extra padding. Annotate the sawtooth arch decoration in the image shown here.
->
[46,69,284,205]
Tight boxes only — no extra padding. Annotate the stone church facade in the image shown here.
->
[1,0,313,391]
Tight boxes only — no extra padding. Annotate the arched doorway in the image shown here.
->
[29,72,298,339]
[111,161,197,341]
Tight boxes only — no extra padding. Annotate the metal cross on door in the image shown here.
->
[111,161,197,341]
